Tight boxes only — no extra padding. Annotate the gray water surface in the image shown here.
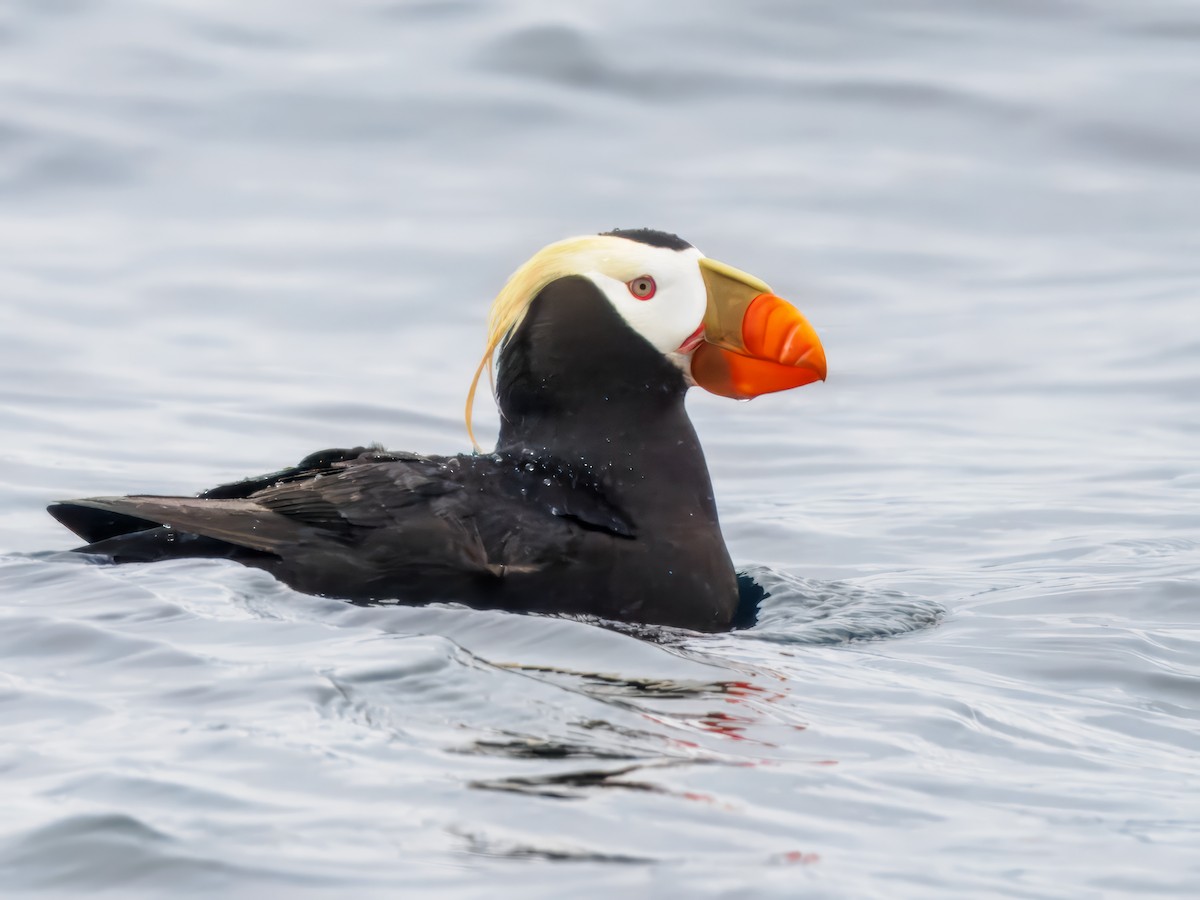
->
[2,1,1199,896]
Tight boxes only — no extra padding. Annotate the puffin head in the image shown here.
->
[466,228,827,446]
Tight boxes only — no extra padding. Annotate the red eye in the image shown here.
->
[627,275,656,300]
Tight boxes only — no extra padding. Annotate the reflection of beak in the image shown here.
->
[690,258,827,399]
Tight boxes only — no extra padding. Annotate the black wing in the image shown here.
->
[47,448,634,570]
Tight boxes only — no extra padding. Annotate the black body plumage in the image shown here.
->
[48,272,740,631]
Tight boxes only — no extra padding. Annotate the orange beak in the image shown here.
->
[689,258,827,399]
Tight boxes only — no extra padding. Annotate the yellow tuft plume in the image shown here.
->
[465,236,629,450]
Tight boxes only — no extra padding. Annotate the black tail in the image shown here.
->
[47,502,162,543]
[47,500,277,564]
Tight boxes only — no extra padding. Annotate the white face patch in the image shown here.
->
[469,234,712,444]
[581,241,708,363]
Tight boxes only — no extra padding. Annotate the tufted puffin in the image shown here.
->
[47,229,826,632]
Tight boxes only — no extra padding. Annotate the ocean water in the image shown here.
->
[1,1,1198,896]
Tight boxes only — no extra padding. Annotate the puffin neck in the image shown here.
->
[489,276,712,497]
